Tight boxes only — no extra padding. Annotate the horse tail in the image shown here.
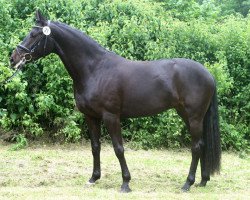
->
[203,85,221,175]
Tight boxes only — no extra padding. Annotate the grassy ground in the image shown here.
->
[0,141,249,200]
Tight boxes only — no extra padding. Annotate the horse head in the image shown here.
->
[10,10,55,69]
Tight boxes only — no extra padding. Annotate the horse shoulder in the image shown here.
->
[73,69,122,116]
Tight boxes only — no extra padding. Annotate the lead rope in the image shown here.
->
[0,57,26,85]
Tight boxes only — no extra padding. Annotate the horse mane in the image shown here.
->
[52,21,115,55]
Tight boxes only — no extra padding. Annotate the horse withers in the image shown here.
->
[10,10,221,192]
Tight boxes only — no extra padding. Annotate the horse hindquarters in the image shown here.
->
[179,85,221,191]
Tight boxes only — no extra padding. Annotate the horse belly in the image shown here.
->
[121,103,170,118]
[121,83,176,118]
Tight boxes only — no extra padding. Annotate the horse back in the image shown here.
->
[118,58,215,118]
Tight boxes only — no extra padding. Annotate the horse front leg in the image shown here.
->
[85,115,101,185]
[103,112,132,193]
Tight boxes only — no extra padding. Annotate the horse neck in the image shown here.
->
[51,22,107,84]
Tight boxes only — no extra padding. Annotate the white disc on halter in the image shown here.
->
[42,26,51,36]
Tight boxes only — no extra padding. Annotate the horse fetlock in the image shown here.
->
[181,176,196,191]
[91,172,101,181]
[187,176,195,185]
[198,179,207,187]
[199,176,210,187]
[122,172,131,182]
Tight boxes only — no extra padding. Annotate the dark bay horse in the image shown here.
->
[10,10,221,192]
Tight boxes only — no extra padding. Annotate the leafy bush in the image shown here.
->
[0,0,249,151]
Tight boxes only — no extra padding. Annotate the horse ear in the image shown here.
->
[35,9,47,24]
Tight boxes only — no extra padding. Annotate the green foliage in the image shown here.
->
[123,110,186,149]
[0,0,249,150]
[10,134,28,151]
[217,0,250,16]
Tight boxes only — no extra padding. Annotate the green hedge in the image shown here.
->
[0,0,249,151]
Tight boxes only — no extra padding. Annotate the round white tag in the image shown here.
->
[43,26,51,36]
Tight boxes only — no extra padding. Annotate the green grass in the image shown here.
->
[0,141,249,200]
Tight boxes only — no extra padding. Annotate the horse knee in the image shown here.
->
[91,143,100,155]
[189,119,202,134]
[114,145,124,157]
[191,139,204,154]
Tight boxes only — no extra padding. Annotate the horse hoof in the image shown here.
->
[181,184,191,192]
[120,186,132,193]
[198,181,207,187]
[85,181,95,188]
[181,187,189,192]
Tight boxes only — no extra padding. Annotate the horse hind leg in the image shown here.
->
[199,149,210,187]
[181,116,204,191]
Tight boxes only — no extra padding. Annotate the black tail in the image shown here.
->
[203,86,221,175]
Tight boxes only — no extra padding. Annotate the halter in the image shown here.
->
[1,21,52,85]
[16,20,52,63]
